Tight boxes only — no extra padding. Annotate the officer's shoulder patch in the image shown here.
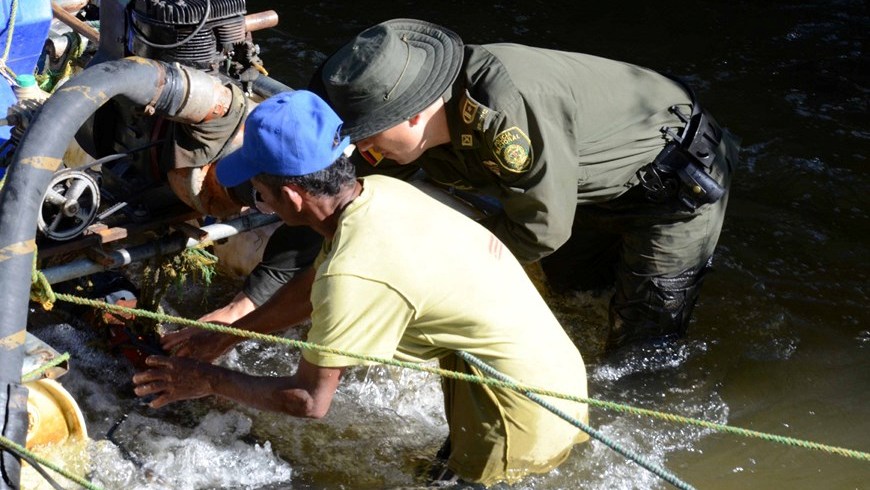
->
[492,126,533,173]
[460,90,494,132]
[462,95,479,125]
[358,147,384,166]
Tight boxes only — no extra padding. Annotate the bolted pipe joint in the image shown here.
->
[166,63,234,124]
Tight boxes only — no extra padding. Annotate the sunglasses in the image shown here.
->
[252,189,275,215]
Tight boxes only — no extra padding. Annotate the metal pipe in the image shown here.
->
[252,74,294,99]
[245,10,279,33]
[41,213,279,285]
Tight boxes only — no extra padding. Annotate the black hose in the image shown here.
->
[0,56,195,489]
[0,384,29,488]
[251,74,294,99]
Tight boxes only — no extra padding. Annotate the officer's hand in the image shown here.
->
[132,355,217,408]
[161,327,236,363]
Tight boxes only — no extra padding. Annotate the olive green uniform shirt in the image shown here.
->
[362,44,693,263]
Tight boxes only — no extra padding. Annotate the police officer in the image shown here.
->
[316,18,740,349]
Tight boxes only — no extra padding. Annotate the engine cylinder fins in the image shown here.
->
[133,0,247,25]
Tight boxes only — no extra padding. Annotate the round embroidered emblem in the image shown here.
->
[492,126,532,173]
[503,144,528,169]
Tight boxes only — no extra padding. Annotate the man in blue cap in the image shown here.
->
[133,90,591,486]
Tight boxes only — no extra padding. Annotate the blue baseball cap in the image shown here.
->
[216,90,350,187]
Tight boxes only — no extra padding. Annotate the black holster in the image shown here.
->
[639,96,726,210]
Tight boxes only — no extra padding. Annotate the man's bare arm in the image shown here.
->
[133,355,343,419]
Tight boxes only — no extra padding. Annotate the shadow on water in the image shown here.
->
[24,1,870,489]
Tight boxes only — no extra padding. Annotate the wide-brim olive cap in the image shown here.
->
[322,19,463,142]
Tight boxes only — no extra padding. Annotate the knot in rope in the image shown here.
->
[30,257,57,310]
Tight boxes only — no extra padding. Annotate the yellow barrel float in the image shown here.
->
[20,379,89,489]
[25,378,87,448]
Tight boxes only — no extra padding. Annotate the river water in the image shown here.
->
[23,1,870,489]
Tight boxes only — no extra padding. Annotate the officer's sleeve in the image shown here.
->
[242,225,323,306]
[480,101,578,264]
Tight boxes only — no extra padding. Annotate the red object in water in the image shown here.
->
[89,297,164,369]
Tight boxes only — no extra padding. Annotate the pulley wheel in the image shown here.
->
[37,169,100,241]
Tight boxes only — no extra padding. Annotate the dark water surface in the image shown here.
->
[27,1,869,489]
[247,1,870,488]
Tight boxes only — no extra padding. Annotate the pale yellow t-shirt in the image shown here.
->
[302,175,588,485]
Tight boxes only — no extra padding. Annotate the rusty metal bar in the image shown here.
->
[51,1,100,44]
[245,10,279,33]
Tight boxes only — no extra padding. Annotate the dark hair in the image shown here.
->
[256,154,356,197]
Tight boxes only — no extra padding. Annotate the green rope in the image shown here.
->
[42,289,870,463]
[31,252,56,310]
[36,30,81,93]
[458,351,695,490]
[0,0,18,82]
[22,352,71,383]
[0,434,104,490]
